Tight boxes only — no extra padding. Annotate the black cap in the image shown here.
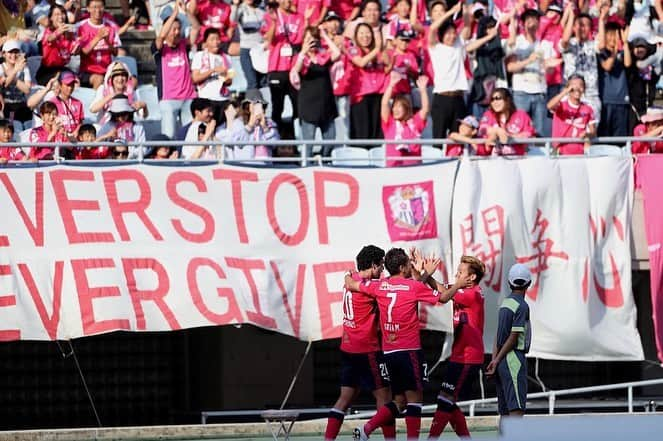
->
[396,28,417,40]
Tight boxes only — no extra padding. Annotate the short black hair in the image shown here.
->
[203,27,220,42]
[575,12,592,23]
[605,21,622,32]
[360,0,382,14]
[356,245,385,271]
[438,20,456,42]
[190,97,212,115]
[0,119,14,133]
[384,248,409,276]
[78,123,96,138]
[520,8,541,22]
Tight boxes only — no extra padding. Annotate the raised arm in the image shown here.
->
[381,74,397,123]
[466,25,498,53]
[560,6,575,51]
[416,75,429,120]
[428,1,462,47]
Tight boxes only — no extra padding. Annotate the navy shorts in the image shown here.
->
[440,361,481,401]
[340,351,390,391]
[385,349,428,394]
[495,351,527,415]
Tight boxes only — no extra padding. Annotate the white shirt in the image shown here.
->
[429,38,469,93]
[509,35,553,94]
[191,50,231,101]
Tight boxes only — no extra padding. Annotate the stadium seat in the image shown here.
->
[421,145,444,163]
[136,84,162,121]
[330,146,370,166]
[114,55,139,78]
[528,146,550,156]
[27,56,41,79]
[72,86,98,122]
[587,144,624,157]
[228,56,247,93]
[369,146,386,167]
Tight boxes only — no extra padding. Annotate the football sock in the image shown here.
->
[365,401,399,435]
[324,408,345,440]
[428,396,456,439]
[405,403,422,440]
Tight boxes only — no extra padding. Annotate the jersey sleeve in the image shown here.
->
[412,280,440,305]
[512,303,527,333]
[453,288,476,307]
[358,279,378,297]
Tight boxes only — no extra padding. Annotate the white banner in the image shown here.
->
[0,164,457,342]
[452,157,644,361]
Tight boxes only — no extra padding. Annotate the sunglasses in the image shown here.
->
[113,150,129,158]
[491,96,504,102]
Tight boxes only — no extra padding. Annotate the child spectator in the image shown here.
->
[0,40,33,131]
[50,71,85,140]
[598,21,630,137]
[97,95,147,159]
[632,107,663,154]
[386,28,419,96]
[548,75,597,155]
[77,0,121,89]
[74,124,111,160]
[153,0,199,139]
[90,62,147,125]
[191,28,234,119]
[29,101,68,160]
[147,134,179,159]
[380,74,429,167]
[188,0,235,50]
[479,88,535,156]
[0,119,23,163]
[37,5,78,85]
[231,0,267,90]
[384,0,418,45]
[447,115,484,156]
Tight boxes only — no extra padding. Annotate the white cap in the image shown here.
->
[508,263,532,287]
[2,40,21,52]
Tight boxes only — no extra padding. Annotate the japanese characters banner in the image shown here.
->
[0,163,457,342]
[452,157,644,361]
[634,155,663,363]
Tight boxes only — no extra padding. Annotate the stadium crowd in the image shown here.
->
[0,0,662,163]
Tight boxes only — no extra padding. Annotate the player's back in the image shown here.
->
[341,273,381,353]
[450,285,485,364]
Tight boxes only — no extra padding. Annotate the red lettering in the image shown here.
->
[0,265,19,340]
[271,261,305,338]
[225,257,277,329]
[314,171,359,244]
[121,258,180,330]
[313,261,353,339]
[51,170,114,244]
[0,172,44,246]
[72,258,130,335]
[102,170,163,242]
[18,261,64,340]
[167,171,215,243]
[266,173,309,246]
[213,169,258,243]
[187,258,242,324]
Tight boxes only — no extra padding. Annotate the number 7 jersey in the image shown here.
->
[359,276,441,353]
[340,273,381,354]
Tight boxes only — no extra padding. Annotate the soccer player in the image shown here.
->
[486,263,532,421]
[345,248,472,441]
[324,245,394,441]
[428,256,486,439]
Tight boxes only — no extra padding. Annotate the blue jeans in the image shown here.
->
[513,91,547,136]
[240,48,264,91]
[159,99,193,139]
[301,119,337,158]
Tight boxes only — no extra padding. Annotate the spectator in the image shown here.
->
[182,109,217,159]
[471,15,507,120]
[261,0,308,138]
[597,21,630,137]
[295,0,331,27]
[153,0,199,139]
[185,121,219,159]
[49,70,85,141]
[632,107,663,154]
[547,74,596,155]
[90,61,147,125]
[97,94,147,159]
[344,0,383,43]
[292,25,340,157]
[386,28,419,97]
[323,11,351,137]
[37,5,78,85]
[418,0,448,85]
[191,28,234,120]
[29,101,67,160]
[380,74,430,167]
[22,0,48,56]
[231,0,267,90]
[110,143,130,160]
[479,88,535,156]
[428,3,497,142]
[348,22,387,144]
[74,123,111,160]
[330,0,361,22]
[227,89,279,162]
[0,119,24,162]
[188,0,235,50]
[506,9,559,136]
[384,0,419,45]
[560,8,602,124]
[0,40,33,131]
[539,3,565,136]
[447,115,484,156]
[147,133,180,159]
[626,36,661,133]
[179,98,215,142]
[389,0,427,24]
[77,0,121,89]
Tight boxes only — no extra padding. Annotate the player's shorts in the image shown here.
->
[340,351,390,391]
[495,350,527,415]
[384,349,428,395]
[440,361,482,401]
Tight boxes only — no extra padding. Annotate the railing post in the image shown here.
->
[548,393,555,415]
[628,386,633,413]
[469,402,475,417]
[301,141,308,167]
[545,141,551,156]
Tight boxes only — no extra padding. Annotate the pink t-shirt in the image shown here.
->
[348,46,387,104]
[0,147,24,161]
[75,146,111,160]
[330,39,355,96]
[340,273,381,354]
[41,28,77,67]
[538,15,563,86]
[159,40,197,101]
[50,96,84,134]
[195,0,233,44]
[388,0,427,23]
[295,0,331,24]
[330,0,361,20]
[552,99,594,155]
[77,19,121,75]
[359,276,440,353]
[632,124,663,154]
[389,49,419,95]
[261,10,305,72]
[479,109,534,155]
[385,17,414,40]
[382,113,426,167]
[29,126,67,160]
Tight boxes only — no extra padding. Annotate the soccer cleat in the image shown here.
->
[353,426,369,441]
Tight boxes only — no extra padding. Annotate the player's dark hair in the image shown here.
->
[460,255,486,283]
[78,123,96,139]
[356,245,385,271]
[384,248,409,276]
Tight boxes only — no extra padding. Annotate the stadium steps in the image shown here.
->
[121,29,157,85]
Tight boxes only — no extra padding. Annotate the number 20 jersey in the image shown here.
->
[340,273,381,354]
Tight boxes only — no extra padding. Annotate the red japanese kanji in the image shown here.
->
[460,205,505,291]
[516,209,569,301]
[582,215,625,307]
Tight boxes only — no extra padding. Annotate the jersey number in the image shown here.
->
[387,292,397,323]
[343,289,354,320]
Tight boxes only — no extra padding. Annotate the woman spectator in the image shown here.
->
[478,88,535,156]
[231,0,266,90]
[0,40,33,132]
[37,5,78,86]
[348,22,388,144]
[227,89,279,162]
[632,107,663,154]
[547,75,596,155]
[29,101,68,161]
[380,74,429,167]
[90,62,147,125]
[292,25,340,157]
[50,71,85,141]
[344,0,383,43]
[97,94,147,159]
